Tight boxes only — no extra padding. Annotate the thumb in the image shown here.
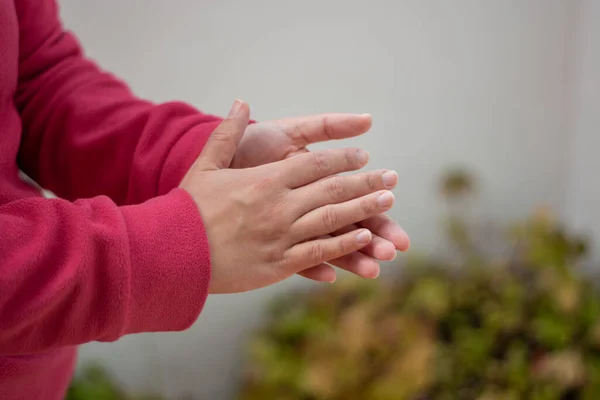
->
[194,100,250,171]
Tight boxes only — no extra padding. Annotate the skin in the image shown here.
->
[230,110,410,282]
[181,101,401,293]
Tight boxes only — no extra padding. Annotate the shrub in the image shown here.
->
[66,363,165,400]
[239,170,599,400]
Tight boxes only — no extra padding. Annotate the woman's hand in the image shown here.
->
[181,101,397,293]
[230,113,409,282]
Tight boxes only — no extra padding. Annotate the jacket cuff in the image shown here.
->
[120,188,211,333]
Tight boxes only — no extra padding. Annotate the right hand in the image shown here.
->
[180,100,396,293]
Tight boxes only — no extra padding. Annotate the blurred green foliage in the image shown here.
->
[66,363,165,400]
[239,170,599,400]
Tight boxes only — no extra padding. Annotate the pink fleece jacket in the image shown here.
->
[0,1,221,398]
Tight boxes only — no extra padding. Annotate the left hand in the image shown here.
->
[231,114,410,282]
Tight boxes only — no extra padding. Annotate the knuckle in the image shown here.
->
[252,170,286,194]
[360,198,375,215]
[210,129,233,143]
[344,149,357,169]
[262,243,283,263]
[322,205,339,231]
[321,116,333,140]
[270,169,284,183]
[311,152,332,174]
[307,242,326,263]
[254,176,276,191]
[366,173,378,191]
[266,198,287,220]
[289,124,311,146]
[338,236,351,255]
[280,249,296,269]
[326,177,347,201]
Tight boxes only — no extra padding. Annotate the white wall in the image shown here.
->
[58,1,576,398]
[565,0,600,263]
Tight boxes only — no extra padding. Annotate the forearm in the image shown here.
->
[15,0,222,204]
[0,189,210,354]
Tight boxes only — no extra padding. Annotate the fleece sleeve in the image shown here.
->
[14,0,222,204]
[0,189,211,355]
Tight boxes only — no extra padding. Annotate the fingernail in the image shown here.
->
[356,149,369,165]
[228,99,243,118]
[382,171,398,189]
[328,275,337,283]
[378,191,395,208]
[356,230,372,244]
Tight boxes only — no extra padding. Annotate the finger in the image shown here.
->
[328,251,381,279]
[331,223,397,261]
[194,100,250,171]
[359,214,410,251]
[284,229,372,273]
[297,263,337,283]
[291,169,398,215]
[277,147,369,188]
[298,253,380,282]
[278,113,372,147]
[291,190,395,242]
[360,235,398,260]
